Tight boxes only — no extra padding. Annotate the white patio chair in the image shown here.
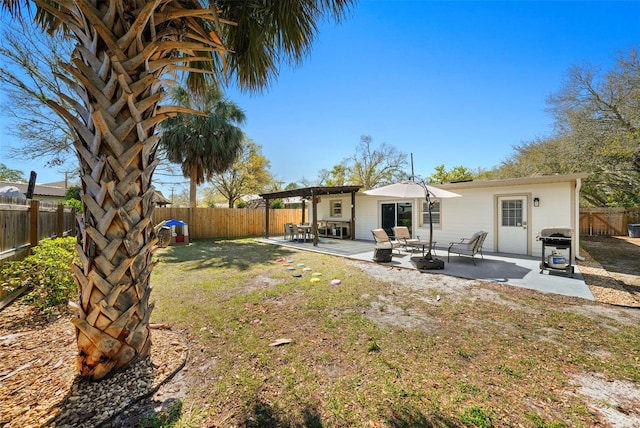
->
[392,226,421,251]
[371,228,402,253]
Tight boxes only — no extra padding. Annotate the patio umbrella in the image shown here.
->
[364,180,461,268]
[363,180,461,199]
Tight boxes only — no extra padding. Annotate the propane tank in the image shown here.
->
[548,250,566,268]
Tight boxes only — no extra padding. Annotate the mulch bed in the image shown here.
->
[0,306,187,427]
[579,236,640,307]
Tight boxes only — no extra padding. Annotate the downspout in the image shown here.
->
[351,191,356,240]
[574,178,583,261]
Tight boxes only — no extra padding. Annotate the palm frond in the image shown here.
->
[216,0,355,92]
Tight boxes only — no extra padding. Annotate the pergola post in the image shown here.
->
[257,186,362,245]
[264,198,270,238]
[301,200,306,224]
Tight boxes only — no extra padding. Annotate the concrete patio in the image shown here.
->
[256,235,595,301]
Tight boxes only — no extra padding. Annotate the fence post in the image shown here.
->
[29,200,39,248]
[71,207,77,237]
[57,204,64,237]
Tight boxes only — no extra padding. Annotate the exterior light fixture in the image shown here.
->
[533,197,540,207]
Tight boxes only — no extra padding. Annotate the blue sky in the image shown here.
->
[1,1,639,195]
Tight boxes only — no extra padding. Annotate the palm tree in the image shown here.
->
[0,0,353,380]
[160,85,246,208]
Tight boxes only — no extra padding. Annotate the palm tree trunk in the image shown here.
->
[39,0,222,380]
[190,164,198,208]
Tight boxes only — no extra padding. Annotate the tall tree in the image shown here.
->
[427,164,474,184]
[0,0,353,380]
[347,135,408,189]
[0,16,76,168]
[207,138,273,208]
[160,85,246,208]
[484,47,639,206]
[546,47,639,206]
[317,164,348,186]
[0,163,24,181]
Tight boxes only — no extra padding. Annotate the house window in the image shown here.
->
[330,200,342,217]
[501,199,523,227]
[421,199,441,228]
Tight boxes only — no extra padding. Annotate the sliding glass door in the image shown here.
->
[381,202,412,237]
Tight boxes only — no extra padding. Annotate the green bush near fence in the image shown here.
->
[64,197,83,213]
[1,237,78,313]
[269,199,284,209]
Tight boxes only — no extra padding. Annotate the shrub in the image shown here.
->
[64,198,83,213]
[65,185,82,200]
[1,237,78,313]
[269,199,284,209]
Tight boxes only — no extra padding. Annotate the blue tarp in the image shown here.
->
[164,219,186,226]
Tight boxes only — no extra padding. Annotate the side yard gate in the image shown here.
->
[579,207,640,236]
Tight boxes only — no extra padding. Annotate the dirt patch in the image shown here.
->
[365,295,442,333]
[571,373,640,427]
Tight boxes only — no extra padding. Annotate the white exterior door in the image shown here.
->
[498,196,528,254]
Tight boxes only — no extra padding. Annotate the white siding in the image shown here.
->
[433,181,574,256]
[314,176,579,258]
[353,195,379,240]
[431,188,495,252]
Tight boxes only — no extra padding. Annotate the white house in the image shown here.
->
[0,180,67,203]
[314,173,588,260]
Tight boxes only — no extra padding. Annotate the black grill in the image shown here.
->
[538,227,574,276]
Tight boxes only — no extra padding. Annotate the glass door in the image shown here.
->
[381,202,413,237]
[381,203,396,237]
[497,196,528,254]
[397,202,413,233]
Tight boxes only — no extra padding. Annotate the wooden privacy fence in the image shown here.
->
[153,207,302,239]
[161,207,639,238]
[2,202,635,261]
[0,196,76,262]
[579,207,640,236]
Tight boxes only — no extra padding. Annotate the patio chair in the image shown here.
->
[371,228,402,253]
[447,231,488,265]
[283,223,293,240]
[286,223,299,242]
[392,226,421,251]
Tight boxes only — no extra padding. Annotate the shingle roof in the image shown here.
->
[0,181,66,197]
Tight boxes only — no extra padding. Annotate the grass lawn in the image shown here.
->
[148,239,640,427]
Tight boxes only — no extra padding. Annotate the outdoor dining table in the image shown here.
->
[406,240,437,257]
[296,224,313,242]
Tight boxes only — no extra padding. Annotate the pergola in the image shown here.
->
[259,185,363,246]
